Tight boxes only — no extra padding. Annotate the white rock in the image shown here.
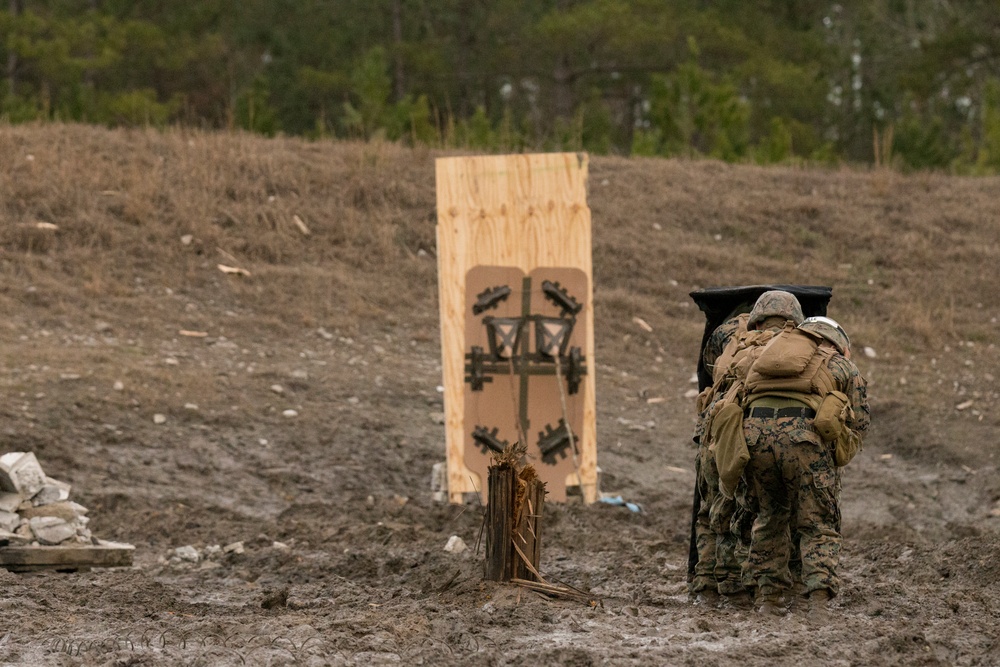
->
[113,381,125,391]
[223,541,245,554]
[174,545,200,562]
[180,234,194,245]
[444,535,467,554]
[153,414,167,424]
[684,388,699,399]
[29,516,76,545]
[272,541,289,550]
[689,373,699,384]
[282,409,298,418]
[863,346,877,358]
[0,510,20,532]
[184,403,198,410]
[270,384,285,394]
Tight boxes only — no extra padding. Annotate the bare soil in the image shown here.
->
[0,124,998,666]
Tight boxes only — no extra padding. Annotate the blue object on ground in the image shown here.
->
[598,495,642,513]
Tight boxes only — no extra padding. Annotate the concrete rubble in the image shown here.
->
[0,451,96,547]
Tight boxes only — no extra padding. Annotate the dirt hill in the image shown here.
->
[1,123,998,665]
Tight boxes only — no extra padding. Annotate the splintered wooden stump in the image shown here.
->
[485,457,545,582]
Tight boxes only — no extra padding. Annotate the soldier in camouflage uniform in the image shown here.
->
[739,294,870,618]
[690,313,753,604]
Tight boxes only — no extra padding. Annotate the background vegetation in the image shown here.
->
[3,1,1000,171]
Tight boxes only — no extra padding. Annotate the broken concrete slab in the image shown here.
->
[0,452,47,497]
[31,478,71,506]
[0,510,20,533]
[0,528,30,547]
[29,516,77,545]
[0,493,20,513]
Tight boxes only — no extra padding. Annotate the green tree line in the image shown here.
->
[3,0,1000,171]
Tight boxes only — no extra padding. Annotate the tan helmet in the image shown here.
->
[798,316,850,355]
[747,290,804,329]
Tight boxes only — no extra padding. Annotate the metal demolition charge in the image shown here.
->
[537,419,576,463]
[472,425,508,455]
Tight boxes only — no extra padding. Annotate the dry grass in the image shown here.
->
[2,123,1000,425]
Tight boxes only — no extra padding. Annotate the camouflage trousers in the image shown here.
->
[743,415,842,599]
[691,447,749,594]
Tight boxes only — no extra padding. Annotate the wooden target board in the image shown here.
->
[436,154,597,504]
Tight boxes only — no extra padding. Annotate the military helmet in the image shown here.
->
[798,316,850,355]
[747,290,804,328]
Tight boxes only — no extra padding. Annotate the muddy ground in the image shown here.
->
[0,125,998,665]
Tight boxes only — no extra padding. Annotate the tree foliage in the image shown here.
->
[2,0,1000,171]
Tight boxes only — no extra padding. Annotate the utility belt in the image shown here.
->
[744,396,815,420]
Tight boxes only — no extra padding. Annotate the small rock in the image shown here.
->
[113,381,125,391]
[272,541,289,550]
[174,545,200,562]
[444,535,467,554]
[184,403,198,410]
[684,388,699,399]
[180,234,194,245]
[270,384,285,394]
[956,400,974,411]
[430,412,446,425]
[153,414,167,424]
[223,541,245,554]
[347,397,360,405]
[863,346,877,359]
[282,409,298,418]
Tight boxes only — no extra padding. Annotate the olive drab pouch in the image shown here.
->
[751,325,819,377]
[834,428,862,467]
[814,390,850,442]
[711,402,749,499]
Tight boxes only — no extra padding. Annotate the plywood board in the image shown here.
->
[437,153,596,503]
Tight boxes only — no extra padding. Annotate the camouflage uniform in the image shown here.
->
[744,352,869,601]
[691,315,749,596]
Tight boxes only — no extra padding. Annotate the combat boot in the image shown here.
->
[805,588,833,624]
[755,594,787,617]
[693,587,720,607]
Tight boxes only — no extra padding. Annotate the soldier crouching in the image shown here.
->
[738,293,870,618]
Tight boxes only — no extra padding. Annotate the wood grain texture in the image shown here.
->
[436,153,596,503]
